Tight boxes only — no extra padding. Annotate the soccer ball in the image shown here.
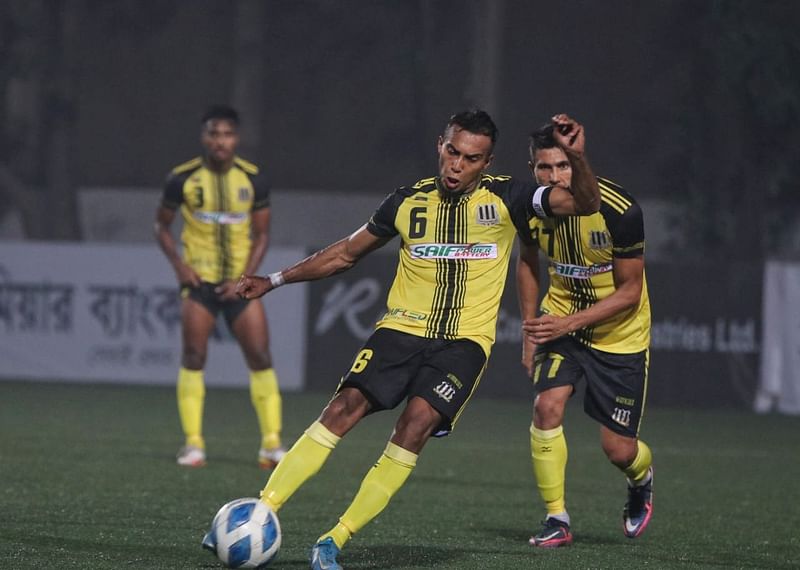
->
[202,497,282,568]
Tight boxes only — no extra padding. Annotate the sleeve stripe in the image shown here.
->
[613,242,645,253]
[600,186,632,208]
[600,189,629,214]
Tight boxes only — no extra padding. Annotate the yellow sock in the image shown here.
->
[531,425,568,515]
[177,367,205,448]
[250,369,282,449]
[622,440,652,483]
[260,421,340,512]
[320,442,418,550]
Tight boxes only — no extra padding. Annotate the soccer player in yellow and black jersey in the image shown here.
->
[228,111,600,570]
[154,105,285,469]
[517,122,653,548]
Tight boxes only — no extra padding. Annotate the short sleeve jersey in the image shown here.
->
[526,177,651,353]
[161,156,270,283]
[367,174,539,357]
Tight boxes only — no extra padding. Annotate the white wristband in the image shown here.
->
[267,271,285,288]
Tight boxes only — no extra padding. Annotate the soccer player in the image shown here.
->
[233,110,600,569]
[517,122,653,547]
[154,105,286,469]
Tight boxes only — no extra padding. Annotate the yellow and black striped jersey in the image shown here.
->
[526,177,650,353]
[161,156,270,283]
[367,174,539,357]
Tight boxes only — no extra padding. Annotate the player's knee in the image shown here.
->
[320,389,370,430]
[244,350,272,370]
[392,402,440,451]
[182,346,207,369]
[533,393,565,428]
[603,438,637,467]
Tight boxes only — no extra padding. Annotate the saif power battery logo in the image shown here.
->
[408,243,498,259]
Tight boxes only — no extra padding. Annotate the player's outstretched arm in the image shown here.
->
[236,225,391,299]
[547,114,600,216]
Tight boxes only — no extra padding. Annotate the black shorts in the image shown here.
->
[339,328,487,437]
[532,336,649,438]
[181,281,251,327]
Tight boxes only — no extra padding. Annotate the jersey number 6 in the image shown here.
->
[409,207,427,239]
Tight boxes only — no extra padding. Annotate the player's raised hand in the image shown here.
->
[236,274,272,299]
[551,114,585,158]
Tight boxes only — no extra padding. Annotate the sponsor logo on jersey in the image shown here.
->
[193,211,248,224]
[385,307,428,322]
[409,243,498,259]
[550,261,612,279]
[476,203,500,225]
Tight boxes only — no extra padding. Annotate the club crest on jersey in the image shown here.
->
[238,187,250,201]
[409,243,498,259]
[589,230,611,249]
[476,203,500,226]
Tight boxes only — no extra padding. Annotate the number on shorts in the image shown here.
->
[350,349,374,373]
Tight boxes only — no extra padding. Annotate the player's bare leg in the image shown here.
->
[529,385,573,547]
[231,301,285,467]
[601,427,653,538]
[261,388,371,512]
[176,298,215,467]
[313,397,439,568]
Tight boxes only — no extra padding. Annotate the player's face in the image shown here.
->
[437,127,493,193]
[201,119,239,165]
[530,147,572,189]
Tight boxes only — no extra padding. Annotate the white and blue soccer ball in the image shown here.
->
[202,497,282,568]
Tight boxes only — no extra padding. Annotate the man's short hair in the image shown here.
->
[446,109,499,147]
[201,104,240,126]
[529,123,557,156]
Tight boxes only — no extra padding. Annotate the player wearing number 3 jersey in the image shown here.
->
[235,110,600,570]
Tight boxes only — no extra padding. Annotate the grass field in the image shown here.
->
[1,380,798,569]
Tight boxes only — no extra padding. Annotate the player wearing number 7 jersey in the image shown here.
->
[234,110,600,570]
[518,122,653,548]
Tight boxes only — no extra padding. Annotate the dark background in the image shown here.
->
[3,0,800,259]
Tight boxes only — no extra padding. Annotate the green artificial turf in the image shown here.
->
[0,381,798,569]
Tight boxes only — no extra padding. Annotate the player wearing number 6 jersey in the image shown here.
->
[518,122,653,548]
[235,110,600,570]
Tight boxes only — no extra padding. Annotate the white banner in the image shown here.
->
[0,242,307,390]
[756,260,800,414]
